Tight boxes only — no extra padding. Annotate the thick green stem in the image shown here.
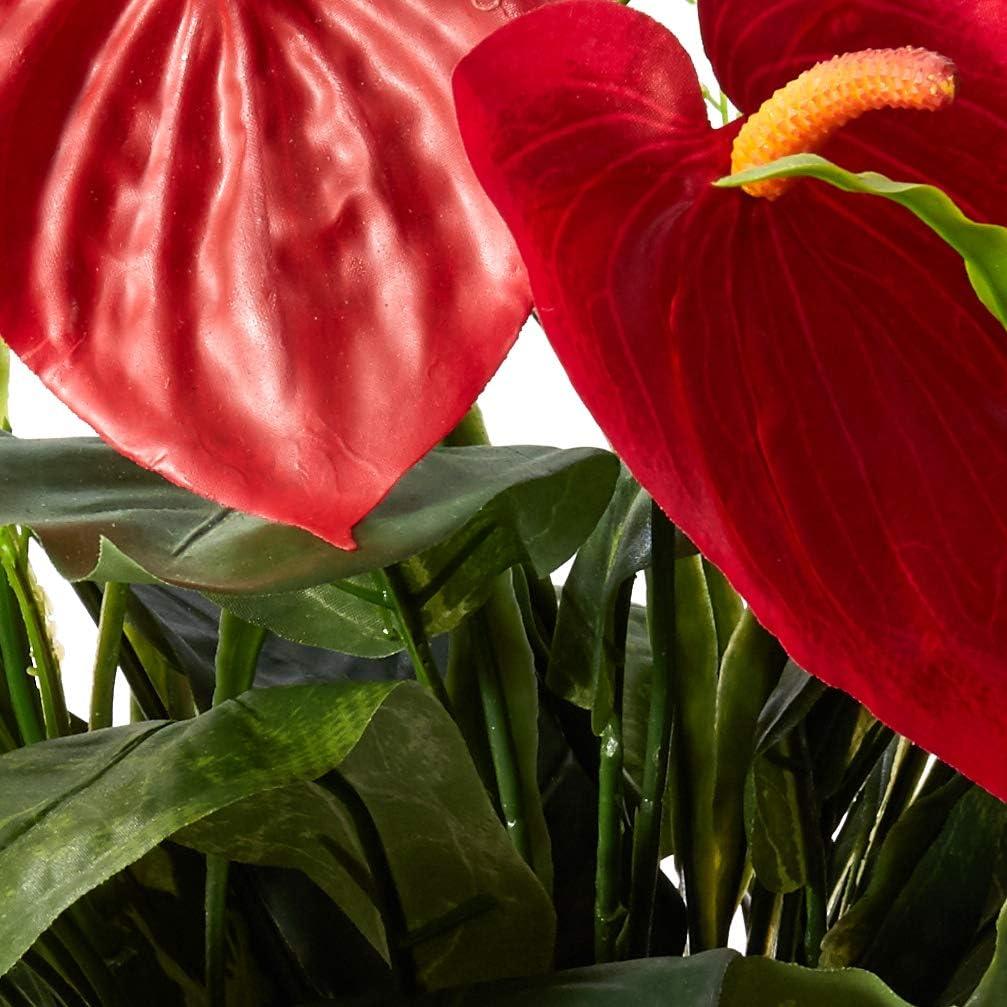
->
[472,606,533,866]
[72,582,168,720]
[205,611,266,1005]
[212,610,266,706]
[595,718,625,962]
[0,532,69,738]
[88,583,130,731]
[0,567,43,745]
[624,504,677,957]
[380,567,452,712]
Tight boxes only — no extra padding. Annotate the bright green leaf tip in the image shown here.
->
[715,153,1007,328]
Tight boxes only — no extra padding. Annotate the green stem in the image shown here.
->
[206,611,266,1005]
[746,882,783,957]
[624,504,677,957]
[595,718,625,962]
[72,582,168,720]
[204,854,230,1006]
[212,610,266,706]
[88,583,130,731]
[472,606,533,866]
[380,567,452,712]
[0,532,68,738]
[0,567,43,745]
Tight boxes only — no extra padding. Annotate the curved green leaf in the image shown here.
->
[969,900,1007,1007]
[0,436,616,596]
[413,951,913,1006]
[547,468,651,719]
[180,682,555,990]
[0,681,405,976]
[421,950,738,1006]
[717,154,1007,326]
[720,956,912,1007]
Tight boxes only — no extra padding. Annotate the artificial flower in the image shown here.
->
[454,0,1007,797]
[0,0,541,548]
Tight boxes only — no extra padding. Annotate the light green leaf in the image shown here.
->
[0,681,402,976]
[716,153,1007,326]
[720,956,913,1007]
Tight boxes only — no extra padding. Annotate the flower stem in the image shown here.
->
[595,718,625,962]
[0,530,68,738]
[379,567,452,712]
[624,503,677,957]
[472,603,533,866]
[88,583,130,731]
[0,565,43,746]
[206,610,266,1005]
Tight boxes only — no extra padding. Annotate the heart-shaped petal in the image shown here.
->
[456,1,1007,798]
[0,0,541,548]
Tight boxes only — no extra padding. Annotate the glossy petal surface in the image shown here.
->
[456,1,1007,797]
[0,0,540,548]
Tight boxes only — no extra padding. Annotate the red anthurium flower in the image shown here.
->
[0,0,543,549]
[454,0,1007,798]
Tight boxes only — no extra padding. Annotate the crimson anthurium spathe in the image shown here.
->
[454,0,1007,798]
[0,0,545,550]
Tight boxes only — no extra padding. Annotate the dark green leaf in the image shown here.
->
[0,437,616,598]
[178,678,555,989]
[716,153,1007,326]
[969,900,1007,1006]
[547,469,650,721]
[420,950,737,1006]
[447,575,553,894]
[824,781,1007,1004]
[754,662,824,756]
[0,680,404,974]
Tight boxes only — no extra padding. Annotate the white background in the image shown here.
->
[9,1,718,722]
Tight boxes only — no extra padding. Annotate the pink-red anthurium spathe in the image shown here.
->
[454,0,1007,798]
[0,0,544,549]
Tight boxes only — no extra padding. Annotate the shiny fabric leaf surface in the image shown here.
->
[455,1,1007,799]
[0,0,540,548]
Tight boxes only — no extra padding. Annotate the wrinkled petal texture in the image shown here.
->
[0,0,541,549]
[456,0,1007,798]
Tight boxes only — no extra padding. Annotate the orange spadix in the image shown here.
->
[731,47,957,199]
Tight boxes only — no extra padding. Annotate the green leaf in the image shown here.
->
[547,468,651,721]
[340,675,554,988]
[447,574,553,894]
[222,445,617,658]
[969,900,1007,1006]
[620,605,653,794]
[411,951,913,1006]
[716,153,1007,326]
[179,680,555,990]
[720,955,913,1007]
[754,662,824,756]
[824,782,1007,1002]
[0,680,404,975]
[420,950,738,1006]
[0,436,616,596]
